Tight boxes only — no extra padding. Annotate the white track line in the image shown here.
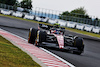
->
[0,28,75,67]
[40,47,75,67]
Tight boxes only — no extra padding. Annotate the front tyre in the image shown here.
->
[39,31,47,43]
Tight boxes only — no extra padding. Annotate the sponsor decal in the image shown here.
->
[54,34,64,49]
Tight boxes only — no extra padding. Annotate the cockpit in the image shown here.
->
[50,28,63,35]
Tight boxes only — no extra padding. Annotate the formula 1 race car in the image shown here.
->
[28,24,84,55]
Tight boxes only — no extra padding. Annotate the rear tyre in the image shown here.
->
[28,28,38,44]
[74,37,84,55]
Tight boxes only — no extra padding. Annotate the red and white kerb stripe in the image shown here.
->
[0,29,74,67]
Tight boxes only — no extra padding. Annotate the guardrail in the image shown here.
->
[0,9,12,15]
[24,14,34,20]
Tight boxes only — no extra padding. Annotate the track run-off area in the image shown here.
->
[0,16,100,67]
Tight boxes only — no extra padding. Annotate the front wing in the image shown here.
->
[38,42,78,51]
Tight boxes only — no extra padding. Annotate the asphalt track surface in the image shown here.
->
[0,16,100,67]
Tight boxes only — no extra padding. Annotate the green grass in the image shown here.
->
[0,14,100,38]
[0,36,41,67]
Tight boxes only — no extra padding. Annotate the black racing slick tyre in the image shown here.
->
[74,37,84,55]
[28,28,38,44]
[39,31,47,43]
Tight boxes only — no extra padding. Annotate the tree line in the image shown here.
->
[59,7,99,25]
[0,0,32,12]
[60,7,95,20]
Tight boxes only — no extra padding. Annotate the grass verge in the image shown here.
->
[0,36,41,67]
[0,14,100,38]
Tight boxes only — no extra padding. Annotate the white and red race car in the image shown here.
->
[28,24,84,55]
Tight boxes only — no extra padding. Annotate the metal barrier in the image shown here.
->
[0,3,13,10]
